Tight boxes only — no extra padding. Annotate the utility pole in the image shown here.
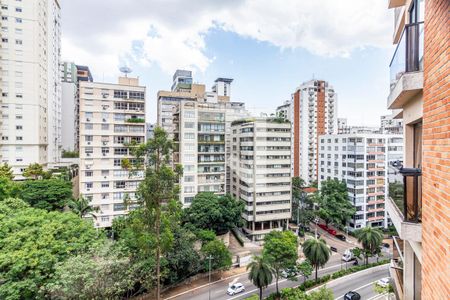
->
[208,255,213,300]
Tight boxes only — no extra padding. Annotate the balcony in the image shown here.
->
[386,167,422,242]
[388,22,424,110]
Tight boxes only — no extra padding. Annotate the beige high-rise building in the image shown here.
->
[230,118,292,241]
[78,76,146,228]
[0,0,62,178]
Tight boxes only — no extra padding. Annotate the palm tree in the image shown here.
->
[302,238,331,282]
[68,196,99,219]
[247,255,273,300]
[356,227,383,265]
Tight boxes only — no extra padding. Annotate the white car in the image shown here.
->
[227,283,245,295]
[377,277,390,288]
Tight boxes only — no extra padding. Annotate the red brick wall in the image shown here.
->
[316,81,326,180]
[293,91,300,177]
[421,0,450,299]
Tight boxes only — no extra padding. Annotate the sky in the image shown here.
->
[61,0,395,126]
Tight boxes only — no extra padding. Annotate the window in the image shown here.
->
[16,94,23,98]
[15,7,22,12]
[85,182,93,189]
[184,122,195,129]
[1,5,8,9]
[85,135,93,142]
[1,16,7,21]
[101,216,110,222]
[184,110,195,118]
[114,203,126,211]
[184,133,195,139]
[15,18,22,23]
[85,171,93,177]
[184,176,194,183]
[114,90,127,98]
[101,182,110,188]
[101,124,109,130]
[184,186,195,193]
[1,38,8,43]
[16,136,23,140]
[16,125,22,130]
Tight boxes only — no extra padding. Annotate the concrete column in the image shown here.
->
[404,241,421,300]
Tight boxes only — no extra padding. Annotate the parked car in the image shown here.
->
[227,283,245,295]
[377,277,390,288]
[342,249,355,262]
[281,267,299,278]
[327,228,337,235]
[335,234,346,241]
[383,243,390,248]
[330,246,338,252]
[318,224,328,230]
[344,291,361,300]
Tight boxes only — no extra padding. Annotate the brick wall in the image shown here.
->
[421,0,450,299]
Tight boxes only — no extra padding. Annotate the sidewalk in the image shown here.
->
[161,266,249,299]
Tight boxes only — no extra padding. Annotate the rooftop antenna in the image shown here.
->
[119,66,132,77]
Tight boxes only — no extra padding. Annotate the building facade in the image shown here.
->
[230,118,292,241]
[0,0,61,177]
[78,76,146,228]
[380,114,403,134]
[276,79,337,185]
[319,133,403,230]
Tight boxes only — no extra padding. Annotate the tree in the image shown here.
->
[316,179,355,227]
[22,163,45,179]
[308,286,334,300]
[279,288,309,299]
[356,227,383,265]
[68,195,99,218]
[0,177,17,201]
[44,242,137,299]
[201,239,232,271]
[183,192,244,235]
[0,163,14,180]
[263,231,298,295]
[129,127,183,300]
[373,282,394,300]
[302,238,331,282]
[0,201,101,299]
[18,178,72,211]
[297,260,313,284]
[247,255,273,300]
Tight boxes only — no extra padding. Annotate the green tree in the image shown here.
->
[0,163,14,180]
[201,239,232,271]
[247,255,273,300]
[297,260,313,284]
[183,192,244,235]
[44,242,137,299]
[22,163,45,179]
[302,238,331,282]
[18,178,72,211]
[263,231,298,295]
[0,177,17,201]
[279,288,309,299]
[356,227,383,265]
[316,179,355,227]
[68,195,99,218]
[129,127,183,299]
[0,197,30,215]
[308,286,334,300]
[0,201,101,299]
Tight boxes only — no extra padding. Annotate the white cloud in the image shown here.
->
[61,0,391,77]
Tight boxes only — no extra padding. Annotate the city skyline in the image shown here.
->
[61,0,395,126]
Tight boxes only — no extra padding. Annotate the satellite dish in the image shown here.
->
[119,66,132,77]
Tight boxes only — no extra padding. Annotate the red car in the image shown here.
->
[318,224,328,230]
[327,228,337,235]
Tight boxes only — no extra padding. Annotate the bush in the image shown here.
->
[244,295,259,300]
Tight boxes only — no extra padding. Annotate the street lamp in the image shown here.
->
[207,255,213,300]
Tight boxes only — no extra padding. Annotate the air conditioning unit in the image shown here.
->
[87,188,91,191]
[103,118,107,122]
[102,93,109,98]
[104,176,107,179]
[86,118,91,121]
[86,153,91,157]
[86,165,91,169]
[102,142,107,145]
[87,141,91,145]
[102,153,106,156]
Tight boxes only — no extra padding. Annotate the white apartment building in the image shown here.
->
[318,133,403,230]
[276,79,337,185]
[61,62,78,152]
[78,76,146,228]
[0,0,62,177]
[230,118,292,241]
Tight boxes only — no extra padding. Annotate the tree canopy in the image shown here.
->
[316,179,355,226]
[22,163,46,179]
[183,192,244,235]
[0,163,14,180]
[17,178,73,211]
[247,255,273,300]
[0,199,101,299]
[200,238,232,271]
[302,238,331,282]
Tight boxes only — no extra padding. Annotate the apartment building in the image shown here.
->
[78,76,146,228]
[380,114,403,134]
[0,0,62,177]
[387,0,449,299]
[230,118,292,241]
[276,79,337,185]
[318,133,403,230]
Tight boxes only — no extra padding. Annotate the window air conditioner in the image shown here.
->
[86,118,90,121]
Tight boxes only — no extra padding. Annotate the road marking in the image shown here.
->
[334,280,378,300]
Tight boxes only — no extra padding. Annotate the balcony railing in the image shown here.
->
[389,22,424,90]
[393,167,422,223]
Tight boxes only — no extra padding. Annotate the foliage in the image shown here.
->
[0,177,18,201]
[126,118,145,123]
[373,282,394,296]
[292,177,316,226]
[247,255,273,300]
[389,182,403,209]
[309,286,334,300]
[297,260,313,284]
[23,163,46,179]
[356,227,383,265]
[200,239,232,271]
[61,150,79,158]
[244,295,259,300]
[196,229,217,244]
[68,195,99,218]
[316,179,355,226]
[385,225,398,237]
[164,227,202,285]
[43,242,137,299]
[183,192,244,235]
[0,203,101,299]
[263,230,298,295]
[18,179,73,211]
[0,163,14,180]
[302,238,331,282]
